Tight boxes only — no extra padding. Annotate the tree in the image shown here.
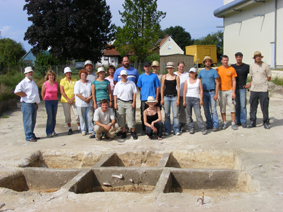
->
[34,51,59,76]
[0,38,26,73]
[114,0,166,63]
[194,31,223,59]
[24,0,115,63]
[163,26,193,51]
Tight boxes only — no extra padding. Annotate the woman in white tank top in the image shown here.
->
[183,68,207,135]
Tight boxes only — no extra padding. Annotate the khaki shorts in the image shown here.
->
[219,90,235,113]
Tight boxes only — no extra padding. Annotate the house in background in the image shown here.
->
[214,0,282,68]
[21,50,36,65]
[157,36,184,56]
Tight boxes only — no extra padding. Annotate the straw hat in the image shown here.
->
[253,51,263,59]
[151,61,160,67]
[145,96,158,104]
[166,62,174,69]
[202,56,213,64]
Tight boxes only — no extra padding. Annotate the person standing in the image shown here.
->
[247,51,271,129]
[14,67,40,142]
[152,61,162,109]
[113,70,138,139]
[183,68,207,135]
[174,61,189,132]
[41,70,58,138]
[137,61,161,135]
[113,56,139,84]
[217,55,238,130]
[231,52,250,128]
[74,69,93,136]
[198,56,220,132]
[161,62,180,136]
[105,65,116,110]
[60,67,80,135]
[84,60,96,83]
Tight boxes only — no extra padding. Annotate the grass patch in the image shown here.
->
[271,76,283,86]
[1,115,9,118]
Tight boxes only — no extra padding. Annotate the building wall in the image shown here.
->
[159,37,184,56]
[223,0,282,67]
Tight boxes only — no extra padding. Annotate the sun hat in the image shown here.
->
[151,61,160,67]
[166,62,174,69]
[24,66,33,74]
[96,66,105,74]
[64,67,72,74]
[253,51,263,59]
[120,70,128,76]
[189,67,197,73]
[146,96,158,104]
[84,60,94,67]
[202,56,213,64]
[235,52,243,57]
[144,61,151,67]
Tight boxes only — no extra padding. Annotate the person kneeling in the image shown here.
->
[143,96,163,140]
[94,99,118,141]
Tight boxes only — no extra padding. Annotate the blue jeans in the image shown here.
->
[45,100,58,135]
[235,89,247,124]
[21,102,37,140]
[164,96,179,134]
[185,97,206,131]
[77,106,94,133]
[203,90,219,128]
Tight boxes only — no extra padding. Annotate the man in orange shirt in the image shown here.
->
[216,55,238,130]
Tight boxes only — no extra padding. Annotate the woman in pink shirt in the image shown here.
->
[41,70,58,137]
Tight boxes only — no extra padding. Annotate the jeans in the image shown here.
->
[146,121,163,138]
[249,91,269,124]
[185,97,206,131]
[77,106,94,133]
[45,100,58,135]
[203,90,219,128]
[235,89,247,124]
[21,102,37,140]
[140,101,148,131]
[178,96,186,125]
[164,96,179,134]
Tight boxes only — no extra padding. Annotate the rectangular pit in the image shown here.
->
[165,150,243,170]
[69,168,163,194]
[100,151,163,167]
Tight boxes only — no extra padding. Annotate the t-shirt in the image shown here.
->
[198,68,219,91]
[231,63,250,90]
[137,72,161,101]
[113,80,137,101]
[92,80,110,102]
[216,66,237,91]
[14,77,40,104]
[93,107,115,125]
[86,72,97,83]
[174,71,189,97]
[60,77,77,103]
[74,80,93,107]
[113,66,139,83]
[250,62,271,92]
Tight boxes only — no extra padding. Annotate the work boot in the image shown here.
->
[131,131,138,140]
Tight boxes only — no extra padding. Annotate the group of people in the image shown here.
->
[14,51,271,142]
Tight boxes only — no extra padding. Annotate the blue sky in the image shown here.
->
[0,0,224,52]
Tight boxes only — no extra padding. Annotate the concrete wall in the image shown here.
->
[159,36,184,56]
[222,0,282,67]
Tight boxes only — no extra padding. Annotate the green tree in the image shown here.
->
[0,38,26,73]
[114,0,166,63]
[35,51,59,76]
[163,26,193,51]
[194,31,223,59]
[24,0,114,63]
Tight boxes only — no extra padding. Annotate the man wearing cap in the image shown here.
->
[84,60,96,83]
[113,56,139,84]
[216,55,238,130]
[231,52,250,128]
[246,51,271,129]
[198,56,220,132]
[114,70,138,139]
[152,61,162,109]
[137,61,161,134]
[14,67,40,142]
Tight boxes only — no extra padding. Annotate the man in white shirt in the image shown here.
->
[114,70,138,140]
[14,67,40,142]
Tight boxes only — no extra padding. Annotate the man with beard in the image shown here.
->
[113,56,139,84]
[198,56,220,132]
[14,67,40,142]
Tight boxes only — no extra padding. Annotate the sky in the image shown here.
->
[0,0,224,52]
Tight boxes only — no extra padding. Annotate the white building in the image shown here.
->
[214,0,283,68]
[159,36,184,56]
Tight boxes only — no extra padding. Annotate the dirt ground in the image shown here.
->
[0,90,283,212]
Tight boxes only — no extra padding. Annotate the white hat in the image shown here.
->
[166,62,174,69]
[120,70,127,76]
[24,66,33,74]
[96,66,105,74]
[146,96,158,104]
[64,67,72,74]
[84,60,93,67]
[189,67,197,73]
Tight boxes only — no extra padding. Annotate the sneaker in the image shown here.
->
[206,126,213,129]
[68,129,73,135]
[189,129,195,134]
[236,122,241,126]
[89,132,96,139]
[164,132,170,136]
[121,132,127,139]
[202,129,207,135]
[213,127,218,132]
[175,132,181,136]
[116,131,122,136]
[78,126,81,131]
[82,132,87,136]
[248,122,256,128]
[231,124,238,130]
[52,132,58,136]
[180,123,186,132]
[47,134,53,138]
[263,122,270,129]
[222,124,227,130]
[131,131,138,140]
[241,123,247,128]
